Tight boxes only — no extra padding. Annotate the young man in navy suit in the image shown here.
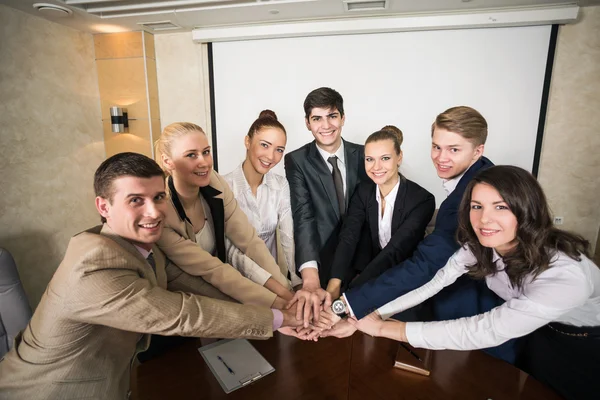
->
[285,87,368,327]
[320,106,520,363]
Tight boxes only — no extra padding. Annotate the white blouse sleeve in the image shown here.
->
[406,259,592,351]
[224,237,272,286]
[277,178,302,286]
[377,247,471,319]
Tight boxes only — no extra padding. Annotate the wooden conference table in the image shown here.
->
[131,332,562,400]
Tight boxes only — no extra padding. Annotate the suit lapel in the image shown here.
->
[345,140,359,210]
[391,175,407,233]
[307,141,341,219]
[366,185,380,247]
[199,185,227,263]
[98,224,159,285]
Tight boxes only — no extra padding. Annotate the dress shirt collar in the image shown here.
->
[375,177,401,205]
[442,171,466,197]
[316,140,346,166]
[133,245,153,259]
[232,162,282,193]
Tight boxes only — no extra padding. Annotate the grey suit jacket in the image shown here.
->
[0,224,273,400]
[284,139,368,284]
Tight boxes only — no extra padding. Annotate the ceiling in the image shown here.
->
[1,0,598,34]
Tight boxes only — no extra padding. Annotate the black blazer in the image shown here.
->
[284,139,368,284]
[330,174,435,290]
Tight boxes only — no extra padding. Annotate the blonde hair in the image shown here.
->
[431,106,488,146]
[154,122,206,173]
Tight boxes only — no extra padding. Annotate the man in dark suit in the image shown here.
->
[321,106,521,363]
[285,87,368,326]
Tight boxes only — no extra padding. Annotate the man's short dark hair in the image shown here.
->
[94,152,165,222]
[303,87,344,119]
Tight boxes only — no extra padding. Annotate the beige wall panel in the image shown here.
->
[155,32,210,139]
[538,6,600,254]
[144,31,155,59]
[103,119,153,158]
[151,118,162,159]
[146,57,160,121]
[97,58,149,120]
[94,31,143,59]
[0,5,104,307]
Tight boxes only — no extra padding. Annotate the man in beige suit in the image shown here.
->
[0,152,301,400]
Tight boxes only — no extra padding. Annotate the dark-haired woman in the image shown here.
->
[225,111,302,287]
[325,126,436,299]
[348,165,600,400]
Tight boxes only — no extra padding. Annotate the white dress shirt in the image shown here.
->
[375,180,400,249]
[378,246,600,351]
[441,172,465,197]
[224,164,302,286]
[299,142,347,273]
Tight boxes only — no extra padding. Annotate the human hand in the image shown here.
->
[280,305,306,329]
[347,311,384,337]
[318,319,357,339]
[286,286,332,328]
[278,326,307,339]
[313,308,341,330]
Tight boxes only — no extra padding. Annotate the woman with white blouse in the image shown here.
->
[325,126,435,299]
[224,110,302,287]
[348,165,600,400]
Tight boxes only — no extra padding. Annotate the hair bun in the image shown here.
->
[381,125,404,146]
[259,109,278,121]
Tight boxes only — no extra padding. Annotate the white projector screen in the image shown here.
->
[211,26,552,206]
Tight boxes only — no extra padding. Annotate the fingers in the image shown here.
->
[303,296,313,328]
[296,297,306,322]
[322,290,333,309]
[311,296,320,327]
[286,292,299,309]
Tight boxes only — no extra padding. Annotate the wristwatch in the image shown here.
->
[331,298,348,318]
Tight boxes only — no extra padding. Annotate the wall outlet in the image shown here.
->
[553,216,564,225]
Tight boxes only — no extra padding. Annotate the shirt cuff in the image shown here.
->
[271,309,284,331]
[377,302,398,320]
[405,322,426,348]
[298,260,318,272]
[342,293,355,318]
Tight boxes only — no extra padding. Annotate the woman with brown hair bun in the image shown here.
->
[225,110,302,288]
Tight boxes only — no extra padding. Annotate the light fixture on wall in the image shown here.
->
[110,106,129,133]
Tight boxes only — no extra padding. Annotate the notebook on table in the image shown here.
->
[198,339,275,393]
[394,343,433,376]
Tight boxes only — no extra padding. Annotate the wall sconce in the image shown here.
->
[110,106,129,133]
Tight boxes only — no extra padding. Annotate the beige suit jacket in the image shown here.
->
[0,224,272,400]
[158,171,290,307]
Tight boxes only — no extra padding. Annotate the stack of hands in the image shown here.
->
[278,278,408,342]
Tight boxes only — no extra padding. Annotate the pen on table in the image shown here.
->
[217,355,235,375]
[400,343,423,362]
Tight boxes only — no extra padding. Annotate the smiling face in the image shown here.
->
[365,139,402,189]
[95,176,167,250]
[163,131,213,189]
[469,183,518,255]
[305,106,345,153]
[245,126,286,175]
[431,128,484,180]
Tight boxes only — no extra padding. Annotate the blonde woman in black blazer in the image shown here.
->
[326,126,435,299]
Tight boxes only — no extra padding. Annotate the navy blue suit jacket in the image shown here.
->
[345,157,494,319]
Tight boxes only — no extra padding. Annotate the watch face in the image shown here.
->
[332,299,346,315]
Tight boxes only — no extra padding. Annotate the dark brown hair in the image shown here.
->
[457,165,589,289]
[365,125,404,155]
[247,109,286,139]
[94,152,165,222]
[303,87,344,118]
[431,106,488,146]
